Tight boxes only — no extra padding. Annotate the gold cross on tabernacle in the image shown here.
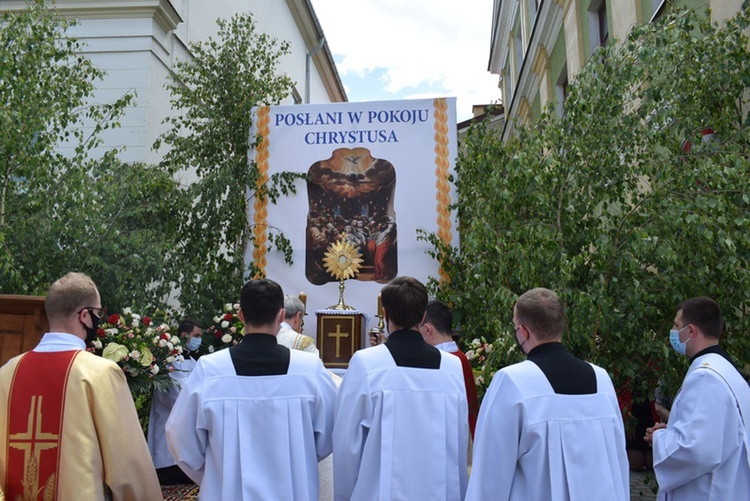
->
[327,323,350,359]
[9,395,60,479]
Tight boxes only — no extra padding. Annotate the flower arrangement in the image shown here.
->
[90,307,183,394]
[465,334,525,399]
[198,302,244,355]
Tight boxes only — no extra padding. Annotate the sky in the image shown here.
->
[311,0,501,123]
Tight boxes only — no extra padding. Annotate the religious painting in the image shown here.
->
[306,147,397,285]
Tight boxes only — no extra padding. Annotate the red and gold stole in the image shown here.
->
[5,350,79,500]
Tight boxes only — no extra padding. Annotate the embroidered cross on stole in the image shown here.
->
[5,350,79,500]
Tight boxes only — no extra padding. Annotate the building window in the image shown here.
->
[528,0,538,26]
[555,65,568,117]
[505,62,514,105]
[650,0,667,22]
[514,28,523,80]
[588,0,609,54]
[598,2,609,45]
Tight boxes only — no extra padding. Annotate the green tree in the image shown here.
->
[0,0,181,313]
[424,6,750,410]
[156,13,303,319]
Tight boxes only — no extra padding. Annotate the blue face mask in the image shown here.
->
[669,325,690,355]
[186,336,202,352]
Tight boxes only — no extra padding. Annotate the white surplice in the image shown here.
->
[333,344,469,501]
[147,354,196,468]
[653,352,750,500]
[466,360,629,501]
[166,348,337,501]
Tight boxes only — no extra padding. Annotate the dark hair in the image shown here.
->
[381,276,428,329]
[424,299,452,335]
[178,319,205,336]
[515,288,566,340]
[240,279,284,326]
[677,297,723,339]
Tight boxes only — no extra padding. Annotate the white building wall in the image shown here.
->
[23,0,340,165]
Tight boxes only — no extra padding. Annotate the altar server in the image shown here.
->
[466,287,629,501]
[0,272,162,500]
[333,276,469,500]
[147,319,204,485]
[645,297,750,500]
[166,279,337,501]
[419,299,480,439]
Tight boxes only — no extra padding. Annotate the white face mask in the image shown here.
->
[669,325,690,355]
[186,336,202,352]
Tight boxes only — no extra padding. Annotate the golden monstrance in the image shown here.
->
[323,238,363,310]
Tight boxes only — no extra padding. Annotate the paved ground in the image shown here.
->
[630,470,658,500]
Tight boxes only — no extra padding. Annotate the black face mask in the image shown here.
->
[514,327,528,355]
[84,309,101,345]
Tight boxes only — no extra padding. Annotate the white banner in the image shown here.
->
[248,98,458,342]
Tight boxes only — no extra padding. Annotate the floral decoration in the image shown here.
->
[465,334,525,399]
[90,307,183,394]
[198,302,244,355]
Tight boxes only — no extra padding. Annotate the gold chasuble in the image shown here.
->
[1,348,162,501]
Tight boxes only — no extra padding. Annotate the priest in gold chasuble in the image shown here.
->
[0,272,162,500]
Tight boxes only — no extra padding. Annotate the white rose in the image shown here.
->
[93,339,103,350]
[158,339,167,348]
[221,320,229,328]
[166,342,174,350]
[122,307,132,315]
[131,313,141,322]
[107,328,119,335]
[485,344,493,353]
[166,356,175,364]
[145,327,154,336]
[176,346,184,354]
[170,336,180,345]
[130,350,141,359]
[208,346,215,353]
[233,303,240,311]
[224,303,233,312]
[465,350,476,360]
[221,334,232,343]
[151,365,159,375]
[213,316,221,323]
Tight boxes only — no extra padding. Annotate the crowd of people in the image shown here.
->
[1,271,748,500]
[306,210,397,284]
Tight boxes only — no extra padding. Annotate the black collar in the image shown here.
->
[690,344,733,365]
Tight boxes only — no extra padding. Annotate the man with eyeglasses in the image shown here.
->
[466,287,629,500]
[644,297,750,500]
[0,272,162,499]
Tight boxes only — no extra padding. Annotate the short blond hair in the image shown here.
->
[515,288,566,340]
[45,272,99,322]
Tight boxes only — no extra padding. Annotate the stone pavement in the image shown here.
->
[630,470,658,500]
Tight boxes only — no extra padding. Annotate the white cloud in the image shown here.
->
[313,0,501,121]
